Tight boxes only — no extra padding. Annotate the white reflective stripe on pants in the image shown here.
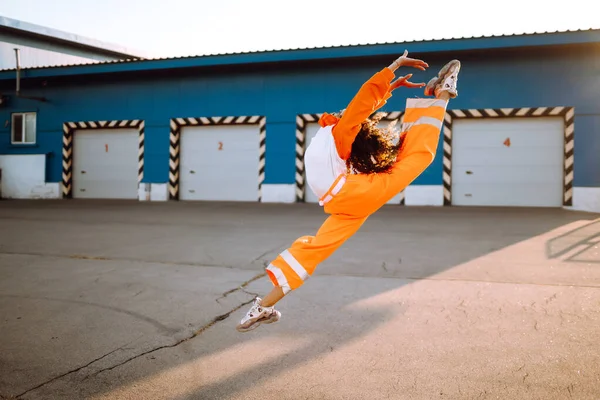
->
[280,249,310,281]
[402,116,443,132]
[406,99,448,109]
[266,264,291,294]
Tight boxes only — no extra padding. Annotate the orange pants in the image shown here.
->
[266,97,448,294]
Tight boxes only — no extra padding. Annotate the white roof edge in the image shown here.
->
[0,15,150,59]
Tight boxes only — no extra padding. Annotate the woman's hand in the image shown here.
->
[388,50,429,72]
[390,74,426,91]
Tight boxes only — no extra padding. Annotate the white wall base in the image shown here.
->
[138,183,149,201]
[29,182,61,199]
[150,183,168,201]
[404,185,444,206]
[566,187,600,213]
[0,154,60,199]
[261,184,296,203]
[138,183,169,201]
[260,184,444,205]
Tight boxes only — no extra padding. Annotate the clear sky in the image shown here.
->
[1,0,598,58]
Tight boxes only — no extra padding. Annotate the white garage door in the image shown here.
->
[73,129,139,199]
[304,122,404,205]
[179,125,260,201]
[451,117,564,207]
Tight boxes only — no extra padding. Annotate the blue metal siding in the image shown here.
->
[144,125,170,183]
[265,122,296,184]
[0,45,598,188]
[574,116,600,186]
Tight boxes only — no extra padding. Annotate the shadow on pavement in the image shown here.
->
[546,218,600,264]
[0,201,598,399]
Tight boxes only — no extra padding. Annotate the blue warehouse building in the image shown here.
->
[0,28,598,212]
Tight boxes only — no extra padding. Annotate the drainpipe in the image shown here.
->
[14,48,47,102]
[15,48,20,95]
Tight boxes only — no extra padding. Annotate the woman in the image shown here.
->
[237,51,461,332]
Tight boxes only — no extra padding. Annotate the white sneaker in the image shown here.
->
[424,59,461,98]
[236,297,281,333]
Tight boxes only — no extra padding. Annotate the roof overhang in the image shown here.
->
[0,28,598,81]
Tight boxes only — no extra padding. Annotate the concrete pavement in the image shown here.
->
[0,200,599,399]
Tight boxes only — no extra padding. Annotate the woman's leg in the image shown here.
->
[265,213,367,300]
[260,286,285,308]
[236,213,367,332]
[377,61,460,201]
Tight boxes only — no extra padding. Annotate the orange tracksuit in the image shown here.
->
[266,67,448,294]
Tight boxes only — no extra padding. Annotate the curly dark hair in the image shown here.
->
[345,112,405,174]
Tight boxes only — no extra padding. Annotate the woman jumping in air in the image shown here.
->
[237,51,461,332]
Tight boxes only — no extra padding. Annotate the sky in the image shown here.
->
[1,0,599,58]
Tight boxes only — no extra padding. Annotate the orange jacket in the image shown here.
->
[318,67,395,160]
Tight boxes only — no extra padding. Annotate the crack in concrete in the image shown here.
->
[10,271,267,398]
[251,244,286,264]
[6,247,272,398]
[1,241,291,275]
[216,272,266,303]
[213,244,282,303]
[13,298,254,398]
[0,294,176,335]
[545,293,559,304]
[381,262,388,272]
[84,298,255,381]
[14,346,124,399]
[238,286,262,298]
[567,383,575,398]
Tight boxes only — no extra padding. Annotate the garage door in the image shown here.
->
[303,122,404,204]
[72,129,139,199]
[451,117,564,207]
[179,125,260,201]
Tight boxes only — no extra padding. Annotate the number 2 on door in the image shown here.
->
[218,141,223,150]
